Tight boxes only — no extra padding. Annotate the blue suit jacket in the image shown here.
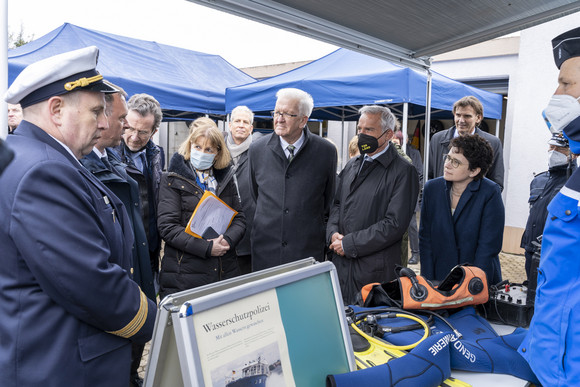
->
[419,177,504,285]
[0,122,156,387]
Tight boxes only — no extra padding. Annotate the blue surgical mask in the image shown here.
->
[190,148,216,171]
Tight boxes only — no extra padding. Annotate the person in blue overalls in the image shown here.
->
[519,26,580,386]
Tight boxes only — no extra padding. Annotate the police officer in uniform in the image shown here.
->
[519,27,580,386]
[0,46,157,387]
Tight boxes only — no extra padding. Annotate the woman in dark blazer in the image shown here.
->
[420,134,504,285]
[157,121,245,299]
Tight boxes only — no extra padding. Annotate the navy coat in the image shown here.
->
[419,177,504,285]
[248,128,337,271]
[0,122,156,387]
[80,150,156,301]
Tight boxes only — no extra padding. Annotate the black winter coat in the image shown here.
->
[248,129,337,271]
[327,145,419,304]
[157,153,245,299]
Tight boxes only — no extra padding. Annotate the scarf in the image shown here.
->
[227,133,252,163]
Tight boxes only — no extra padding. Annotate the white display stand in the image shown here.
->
[143,258,355,387]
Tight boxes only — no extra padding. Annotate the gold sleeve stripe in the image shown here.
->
[107,290,148,338]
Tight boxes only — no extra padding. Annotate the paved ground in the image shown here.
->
[137,251,527,378]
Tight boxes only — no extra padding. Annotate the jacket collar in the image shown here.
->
[266,127,310,162]
[167,152,234,193]
[16,120,79,165]
[446,178,482,221]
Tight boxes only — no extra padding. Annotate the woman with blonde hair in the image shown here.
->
[157,121,245,299]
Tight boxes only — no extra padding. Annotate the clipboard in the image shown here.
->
[185,191,238,239]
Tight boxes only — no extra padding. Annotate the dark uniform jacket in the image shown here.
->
[115,140,163,273]
[419,177,504,286]
[520,162,576,277]
[157,153,245,299]
[326,144,419,304]
[429,126,504,190]
[0,122,156,387]
[248,128,337,271]
[80,150,156,301]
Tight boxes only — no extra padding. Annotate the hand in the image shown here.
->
[210,235,230,257]
[329,232,345,256]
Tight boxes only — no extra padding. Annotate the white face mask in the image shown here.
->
[548,149,569,168]
[542,94,580,134]
[190,147,216,171]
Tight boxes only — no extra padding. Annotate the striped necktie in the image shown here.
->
[287,144,296,162]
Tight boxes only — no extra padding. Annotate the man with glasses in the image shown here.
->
[428,96,504,190]
[115,93,163,385]
[248,88,337,271]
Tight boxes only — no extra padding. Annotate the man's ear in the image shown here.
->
[47,96,65,126]
[299,115,309,128]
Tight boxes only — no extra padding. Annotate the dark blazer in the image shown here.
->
[0,122,156,387]
[230,148,255,256]
[115,140,164,272]
[429,127,504,190]
[80,150,156,301]
[157,153,245,299]
[419,177,504,285]
[327,144,419,304]
[248,128,337,271]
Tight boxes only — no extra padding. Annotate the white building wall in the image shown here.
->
[432,55,517,82]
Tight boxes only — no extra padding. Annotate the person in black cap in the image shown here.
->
[520,133,577,281]
[519,26,580,386]
[0,46,157,386]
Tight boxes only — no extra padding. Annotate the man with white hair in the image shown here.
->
[248,88,337,271]
[0,47,156,386]
[327,105,419,304]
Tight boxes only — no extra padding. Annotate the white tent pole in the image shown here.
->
[341,110,346,170]
[495,119,500,137]
[402,102,408,153]
[423,67,433,183]
[319,121,322,137]
[1,0,8,139]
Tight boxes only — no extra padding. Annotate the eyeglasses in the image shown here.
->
[443,154,464,169]
[271,111,298,119]
[125,127,152,138]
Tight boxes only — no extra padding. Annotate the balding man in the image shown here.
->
[0,47,156,386]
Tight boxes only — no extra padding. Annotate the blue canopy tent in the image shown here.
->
[226,48,502,121]
[8,23,255,119]
[226,48,503,171]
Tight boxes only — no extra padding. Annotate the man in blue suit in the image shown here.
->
[80,82,156,386]
[0,46,157,386]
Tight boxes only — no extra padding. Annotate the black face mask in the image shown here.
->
[357,131,387,155]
